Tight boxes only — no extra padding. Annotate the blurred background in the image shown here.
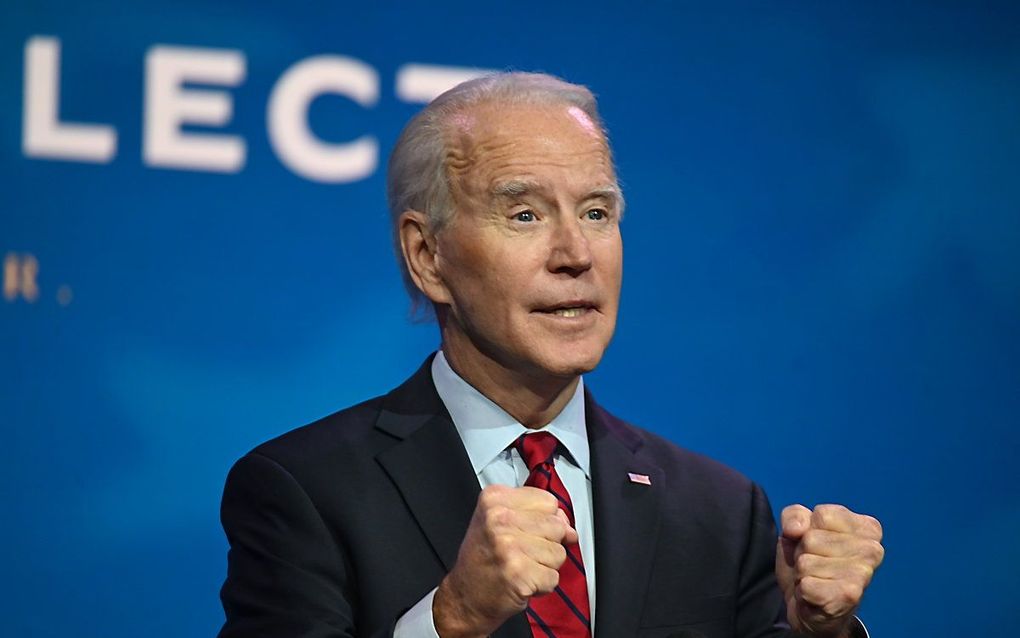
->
[2,1,1018,636]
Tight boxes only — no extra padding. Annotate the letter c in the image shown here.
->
[267,55,379,183]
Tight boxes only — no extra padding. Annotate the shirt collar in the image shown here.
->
[431,350,590,478]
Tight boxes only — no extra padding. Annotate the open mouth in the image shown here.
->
[534,302,598,318]
[546,307,589,318]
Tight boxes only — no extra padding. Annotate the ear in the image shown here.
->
[398,210,452,305]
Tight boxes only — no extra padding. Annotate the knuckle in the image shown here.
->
[798,576,822,602]
[864,539,885,565]
[484,506,507,530]
[511,577,534,600]
[841,581,863,604]
[801,529,821,550]
[867,516,884,541]
[541,491,558,510]
[854,563,875,586]
[552,543,567,566]
[795,553,814,575]
[812,504,844,527]
[503,553,525,577]
[479,485,504,506]
[493,533,517,557]
[823,597,845,617]
[810,506,829,526]
[542,567,560,592]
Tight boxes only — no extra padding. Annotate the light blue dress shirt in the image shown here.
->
[394,350,597,637]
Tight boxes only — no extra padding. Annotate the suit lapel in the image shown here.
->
[587,391,663,637]
[376,411,479,572]
[373,357,532,638]
[374,357,479,572]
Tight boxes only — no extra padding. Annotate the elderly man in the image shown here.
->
[218,73,884,638]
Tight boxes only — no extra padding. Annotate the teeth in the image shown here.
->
[552,307,585,317]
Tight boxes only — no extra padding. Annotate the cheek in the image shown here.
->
[444,251,521,320]
[438,234,489,291]
[596,239,624,283]
[457,242,529,295]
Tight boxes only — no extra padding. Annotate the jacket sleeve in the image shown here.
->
[735,482,795,638]
[217,452,396,638]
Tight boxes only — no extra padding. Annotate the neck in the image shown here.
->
[439,342,579,429]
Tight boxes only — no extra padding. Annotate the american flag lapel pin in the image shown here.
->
[627,472,652,486]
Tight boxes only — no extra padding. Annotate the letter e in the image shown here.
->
[144,45,246,172]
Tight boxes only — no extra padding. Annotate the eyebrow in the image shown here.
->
[491,179,543,198]
[491,180,623,207]
[586,185,623,207]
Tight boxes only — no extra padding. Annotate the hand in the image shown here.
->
[433,484,578,638]
[775,504,884,638]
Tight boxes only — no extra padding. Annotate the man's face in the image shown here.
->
[430,101,623,381]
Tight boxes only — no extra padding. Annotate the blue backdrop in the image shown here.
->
[2,2,1018,636]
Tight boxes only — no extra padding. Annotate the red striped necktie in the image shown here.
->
[514,432,592,638]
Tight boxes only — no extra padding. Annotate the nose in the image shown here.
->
[547,216,593,276]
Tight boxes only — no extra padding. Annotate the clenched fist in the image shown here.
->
[776,504,885,637]
[433,484,578,638]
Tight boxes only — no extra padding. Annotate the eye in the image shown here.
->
[585,208,607,221]
[513,210,536,222]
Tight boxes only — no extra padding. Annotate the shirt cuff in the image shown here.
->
[394,587,441,638]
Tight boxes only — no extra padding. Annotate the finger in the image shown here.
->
[798,528,885,563]
[508,486,563,513]
[505,489,579,543]
[505,552,561,599]
[797,575,863,619]
[556,509,579,545]
[793,554,878,587]
[526,563,561,596]
[479,485,561,516]
[781,504,812,540]
[513,534,570,571]
[508,509,575,543]
[490,531,566,573]
[476,484,518,517]
[810,505,883,541]
[810,504,858,534]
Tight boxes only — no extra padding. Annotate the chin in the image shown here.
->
[533,344,608,378]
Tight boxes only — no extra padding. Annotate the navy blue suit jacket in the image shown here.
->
[218,356,795,637]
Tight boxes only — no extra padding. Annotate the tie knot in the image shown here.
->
[514,431,559,471]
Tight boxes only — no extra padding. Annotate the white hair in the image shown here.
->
[386,71,616,318]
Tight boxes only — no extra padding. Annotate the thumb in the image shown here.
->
[774,535,798,595]
[777,535,797,570]
[780,504,811,541]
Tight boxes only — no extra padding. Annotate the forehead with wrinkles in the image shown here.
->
[442,101,614,201]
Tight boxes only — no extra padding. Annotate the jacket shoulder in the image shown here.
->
[249,394,388,468]
[234,355,441,484]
